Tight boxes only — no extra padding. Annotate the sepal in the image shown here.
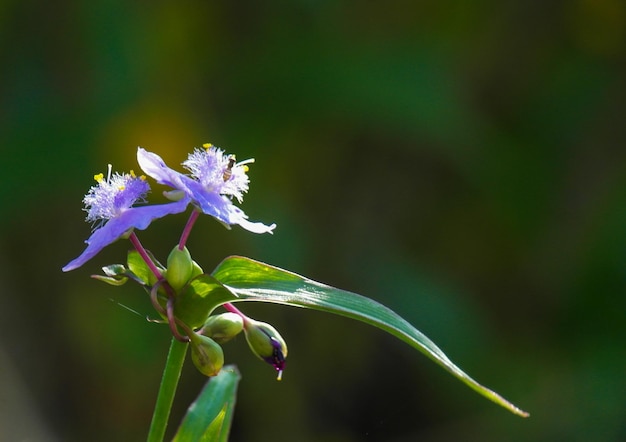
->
[190,260,204,279]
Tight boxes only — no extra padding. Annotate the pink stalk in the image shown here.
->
[178,210,200,250]
[129,232,163,280]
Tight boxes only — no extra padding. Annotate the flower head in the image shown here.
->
[137,145,276,234]
[62,166,189,272]
[84,167,150,225]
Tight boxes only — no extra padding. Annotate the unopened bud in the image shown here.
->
[190,333,224,377]
[202,312,244,344]
[165,246,193,292]
[243,318,288,380]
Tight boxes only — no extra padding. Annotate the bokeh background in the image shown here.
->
[1,1,625,441]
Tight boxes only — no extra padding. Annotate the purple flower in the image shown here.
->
[137,145,276,234]
[63,167,189,272]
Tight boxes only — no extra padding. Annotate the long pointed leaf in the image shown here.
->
[212,256,528,417]
[173,365,241,442]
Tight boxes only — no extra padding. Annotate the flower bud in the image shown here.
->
[202,312,244,344]
[165,246,193,292]
[190,260,204,279]
[190,333,224,377]
[243,318,288,380]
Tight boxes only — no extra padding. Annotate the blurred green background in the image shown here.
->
[1,1,625,441]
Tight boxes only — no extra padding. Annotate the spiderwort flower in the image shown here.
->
[62,166,189,272]
[137,145,276,234]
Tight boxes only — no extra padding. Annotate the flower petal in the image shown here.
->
[236,217,277,234]
[193,192,275,234]
[62,198,189,271]
[225,204,276,234]
[137,147,188,190]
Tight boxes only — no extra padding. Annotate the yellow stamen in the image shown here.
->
[130,170,136,178]
[118,185,126,191]
[243,165,249,172]
[94,173,104,183]
[202,143,213,150]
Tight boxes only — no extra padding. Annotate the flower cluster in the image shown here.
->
[63,144,275,272]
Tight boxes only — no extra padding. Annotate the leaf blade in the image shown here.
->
[212,256,529,417]
[172,365,241,442]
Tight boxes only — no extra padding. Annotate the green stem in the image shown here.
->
[147,337,189,442]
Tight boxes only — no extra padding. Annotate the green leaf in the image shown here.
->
[174,274,236,329]
[127,250,153,285]
[127,249,164,286]
[173,365,241,442]
[90,273,128,286]
[91,263,148,286]
[102,263,127,277]
[212,256,529,417]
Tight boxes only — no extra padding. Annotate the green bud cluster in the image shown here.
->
[192,312,288,380]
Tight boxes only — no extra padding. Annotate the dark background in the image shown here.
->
[1,1,625,441]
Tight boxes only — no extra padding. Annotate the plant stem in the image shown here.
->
[222,302,244,316]
[147,337,189,442]
[178,209,200,250]
[129,232,163,280]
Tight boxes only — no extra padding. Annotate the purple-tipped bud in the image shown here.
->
[201,312,244,344]
[243,318,288,380]
[190,333,224,377]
